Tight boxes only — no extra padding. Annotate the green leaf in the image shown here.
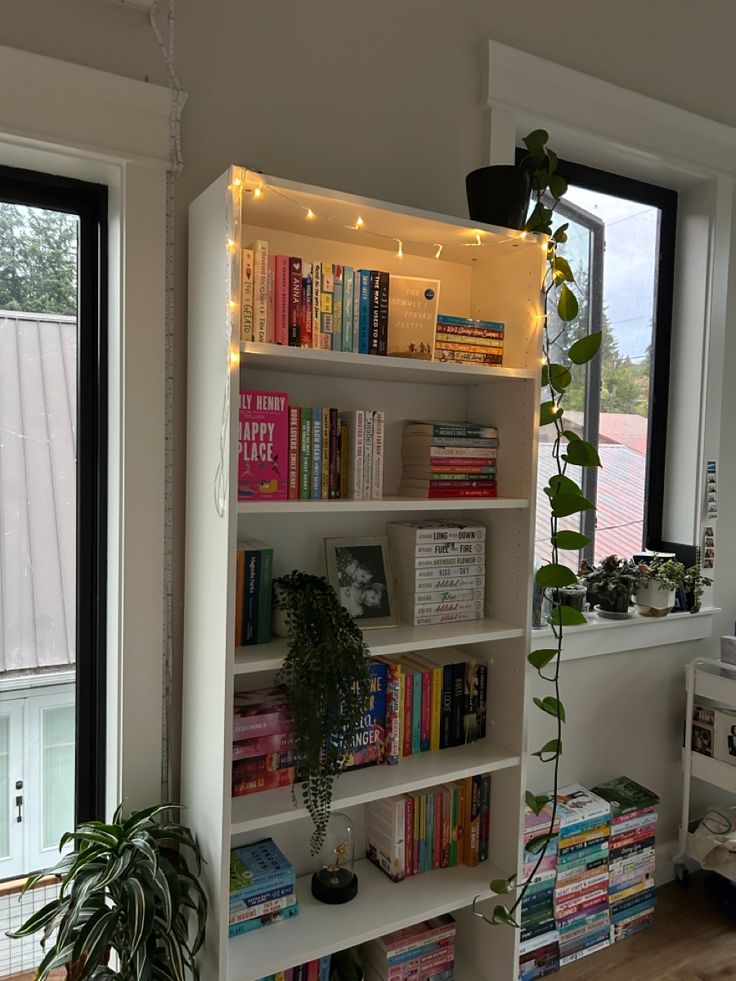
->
[546,149,558,174]
[548,604,587,627]
[533,696,566,722]
[553,530,591,550]
[557,283,579,322]
[568,331,602,364]
[6,900,59,939]
[526,833,556,855]
[523,129,549,152]
[535,564,577,589]
[563,439,602,468]
[549,174,568,199]
[71,908,119,979]
[545,362,572,393]
[548,474,582,496]
[490,876,516,895]
[550,492,595,517]
[553,256,574,283]
[532,739,562,760]
[525,792,551,816]
[562,429,581,442]
[539,400,559,427]
[528,649,558,671]
[552,222,569,243]
[490,904,520,927]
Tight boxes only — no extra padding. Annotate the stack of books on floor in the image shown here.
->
[361,914,456,980]
[365,775,490,881]
[229,838,298,938]
[235,539,273,646]
[399,422,498,499]
[388,519,486,625]
[592,776,659,942]
[554,784,612,966]
[433,315,504,367]
[519,800,560,979]
[255,958,331,981]
[232,687,297,796]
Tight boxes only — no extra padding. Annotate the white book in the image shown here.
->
[413,611,483,626]
[372,410,384,500]
[415,575,485,591]
[247,239,269,343]
[414,541,485,558]
[413,587,484,604]
[415,554,484,570]
[386,519,486,546]
[240,248,254,343]
[412,599,483,618]
[312,260,321,349]
[363,410,374,500]
[343,410,365,500]
[365,795,405,882]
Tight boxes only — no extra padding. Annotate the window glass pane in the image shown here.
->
[0,716,9,858]
[42,706,75,850]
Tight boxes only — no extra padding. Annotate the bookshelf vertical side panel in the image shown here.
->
[183,171,238,978]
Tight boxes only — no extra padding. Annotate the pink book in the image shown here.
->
[274,255,290,345]
[267,254,276,343]
[233,687,293,738]
[238,390,288,500]
[232,731,298,760]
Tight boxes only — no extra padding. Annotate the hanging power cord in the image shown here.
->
[150,0,187,801]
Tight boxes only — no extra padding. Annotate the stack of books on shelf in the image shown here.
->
[388,520,486,625]
[361,914,456,980]
[519,801,560,980]
[592,776,659,942]
[229,838,298,938]
[434,315,504,367]
[398,422,498,500]
[235,539,273,646]
[553,784,612,966]
[255,958,331,981]
[364,775,490,881]
[232,687,296,796]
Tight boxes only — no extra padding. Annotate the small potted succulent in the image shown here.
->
[634,556,686,617]
[585,555,639,619]
[683,564,713,614]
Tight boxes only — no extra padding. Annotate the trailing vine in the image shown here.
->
[275,571,372,855]
[475,130,602,927]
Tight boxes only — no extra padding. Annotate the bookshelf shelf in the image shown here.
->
[183,166,544,981]
[227,858,503,981]
[683,748,736,794]
[231,741,521,835]
[234,618,525,674]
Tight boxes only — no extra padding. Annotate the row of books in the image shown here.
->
[361,915,456,981]
[434,315,504,367]
[365,776,490,883]
[691,699,736,764]
[229,838,297,938]
[287,406,384,501]
[388,519,486,627]
[234,538,273,647]
[255,959,330,981]
[399,421,499,500]
[233,687,297,796]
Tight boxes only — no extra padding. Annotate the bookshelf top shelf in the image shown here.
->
[235,166,546,266]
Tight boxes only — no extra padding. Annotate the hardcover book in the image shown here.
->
[238,390,288,500]
[387,275,440,360]
[344,660,388,770]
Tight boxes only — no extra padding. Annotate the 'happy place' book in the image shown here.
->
[238,390,288,500]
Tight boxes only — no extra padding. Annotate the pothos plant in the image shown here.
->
[475,129,603,927]
[275,571,372,854]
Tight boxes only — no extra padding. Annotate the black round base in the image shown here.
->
[311,871,359,905]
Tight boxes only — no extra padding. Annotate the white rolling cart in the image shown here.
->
[676,656,736,883]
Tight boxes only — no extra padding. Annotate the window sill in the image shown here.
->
[532,607,718,661]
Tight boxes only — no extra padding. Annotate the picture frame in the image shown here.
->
[325,536,399,629]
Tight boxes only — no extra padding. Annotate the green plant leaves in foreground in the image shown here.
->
[489,905,520,927]
[540,400,560,427]
[528,649,558,671]
[533,739,562,761]
[548,604,587,627]
[526,832,556,855]
[533,696,566,722]
[550,492,595,518]
[563,438,602,468]
[557,284,579,322]
[547,474,582,497]
[525,792,551,816]
[552,530,591,550]
[568,331,602,365]
[490,875,517,895]
[535,564,577,589]
[542,362,572,393]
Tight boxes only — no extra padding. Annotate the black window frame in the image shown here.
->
[0,164,108,823]
[517,150,678,556]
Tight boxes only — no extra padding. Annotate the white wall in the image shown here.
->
[3,0,736,862]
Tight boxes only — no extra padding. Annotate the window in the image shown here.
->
[522,155,677,566]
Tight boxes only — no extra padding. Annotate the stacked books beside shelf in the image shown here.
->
[553,784,612,966]
[433,315,504,367]
[232,687,296,796]
[235,539,273,646]
[361,914,456,981]
[388,520,486,626]
[399,422,498,500]
[365,775,490,882]
[255,957,331,981]
[519,801,560,980]
[229,838,298,938]
[592,776,659,942]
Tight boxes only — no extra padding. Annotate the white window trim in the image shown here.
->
[487,40,735,646]
[0,44,172,815]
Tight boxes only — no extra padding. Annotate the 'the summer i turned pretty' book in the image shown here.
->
[238,389,288,500]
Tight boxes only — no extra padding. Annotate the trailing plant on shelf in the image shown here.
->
[475,129,602,928]
[7,803,206,981]
[684,563,712,613]
[275,571,372,854]
[585,554,639,615]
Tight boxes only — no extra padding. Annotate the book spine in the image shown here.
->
[266,254,276,343]
[228,893,295,924]
[402,672,413,757]
[430,666,442,752]
[433,789,442,869]
[332,265,343,351]
[232,767,296,796]
[227,903,298,936]
[234,550,245,647]
[251,241,269,343]
[311,408,322,500]
[347,410,364,500]
[407,423,499,440]
[411,671,422,755]
[419,669,431,752]
[287,257,302,345]
[457,781,466,864]
[363,410,374,500]
[449,783,459,866]
[383,661,401,765]
[275,255,290,345]
[369,270,381,355]
[412,792,420,874]
[480,773,491,862]
[371,410,384,500]
[342,266,354,352]
[378,271,389,355]
[440,664,453,749]
[241,248,254,343]
[257,548,273,644]
[301,262,313,348]
[401,487,497,499]
[450,662,465,746]
[232,731,298,759]
[477,661,487,739]
[415,554,484,570]
[414,588,484,604]
[436,332,503,349]
[468,775,482,867]
[329,407,339,499]
[352,269,361,352]
[319,956,331,981]
[232,711,293,739]
[299,407,312,499]
[339,421,348,500]
[358,269,370,353]
[312,259,321,349]
[228,883,294,910]
[243,549,260,646]
[404,794,414,878]
[441,786,450,867]
[319,261,334,349]
[288,406,300,500]
[437,314,504,332]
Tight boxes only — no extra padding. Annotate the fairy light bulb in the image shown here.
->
[396,239,404,259]
[229,349,240,366]
[475,231,482,247]
[434,244,444,259]
[253,185,263,200]
[354,215,365,229]
[227,238,236,252]
[305,208,315,221]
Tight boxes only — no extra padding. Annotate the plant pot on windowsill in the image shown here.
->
[635,582,676,617]
[465,165,532,230]
[595,591,633,620]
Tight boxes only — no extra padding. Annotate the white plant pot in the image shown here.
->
[636,582,675,615]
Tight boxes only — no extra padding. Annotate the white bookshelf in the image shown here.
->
[182,167,545,981]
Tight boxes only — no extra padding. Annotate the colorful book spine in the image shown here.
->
[288,406,299,500]
[332,264,343,351]
[229,883,293,911]
[320,261,334,349]
[300,262,313,347]
[311,407,322,500]
[232,766,296,797]
[266,254,276,343]
[241,247,254,343]
[299,407,311,500]
[233,731,298,759]
[312,260,322,349]
[229,893,296,925]
[328,407,339,499]
[381,659,401,765]
[363,410,374,500]
[369,270,381,355]
[345,410,365,499]
[352,269,361,352]
[342,266,354,353]
[242,549,260,646]
[288,257,302,346]
[234,550,244,647]
[372,410,384,499]
[321,407,330,501]
[274,255,289,345]
[227,902,298,937]
[378,271,390,355]
[249,240,269,343]
[358,269,371,353]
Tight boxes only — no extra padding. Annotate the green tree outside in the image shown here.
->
[0,202,77,316]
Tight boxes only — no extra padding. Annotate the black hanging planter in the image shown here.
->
[465,165,532,231]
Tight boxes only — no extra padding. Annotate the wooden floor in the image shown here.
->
[559,875,736,981]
